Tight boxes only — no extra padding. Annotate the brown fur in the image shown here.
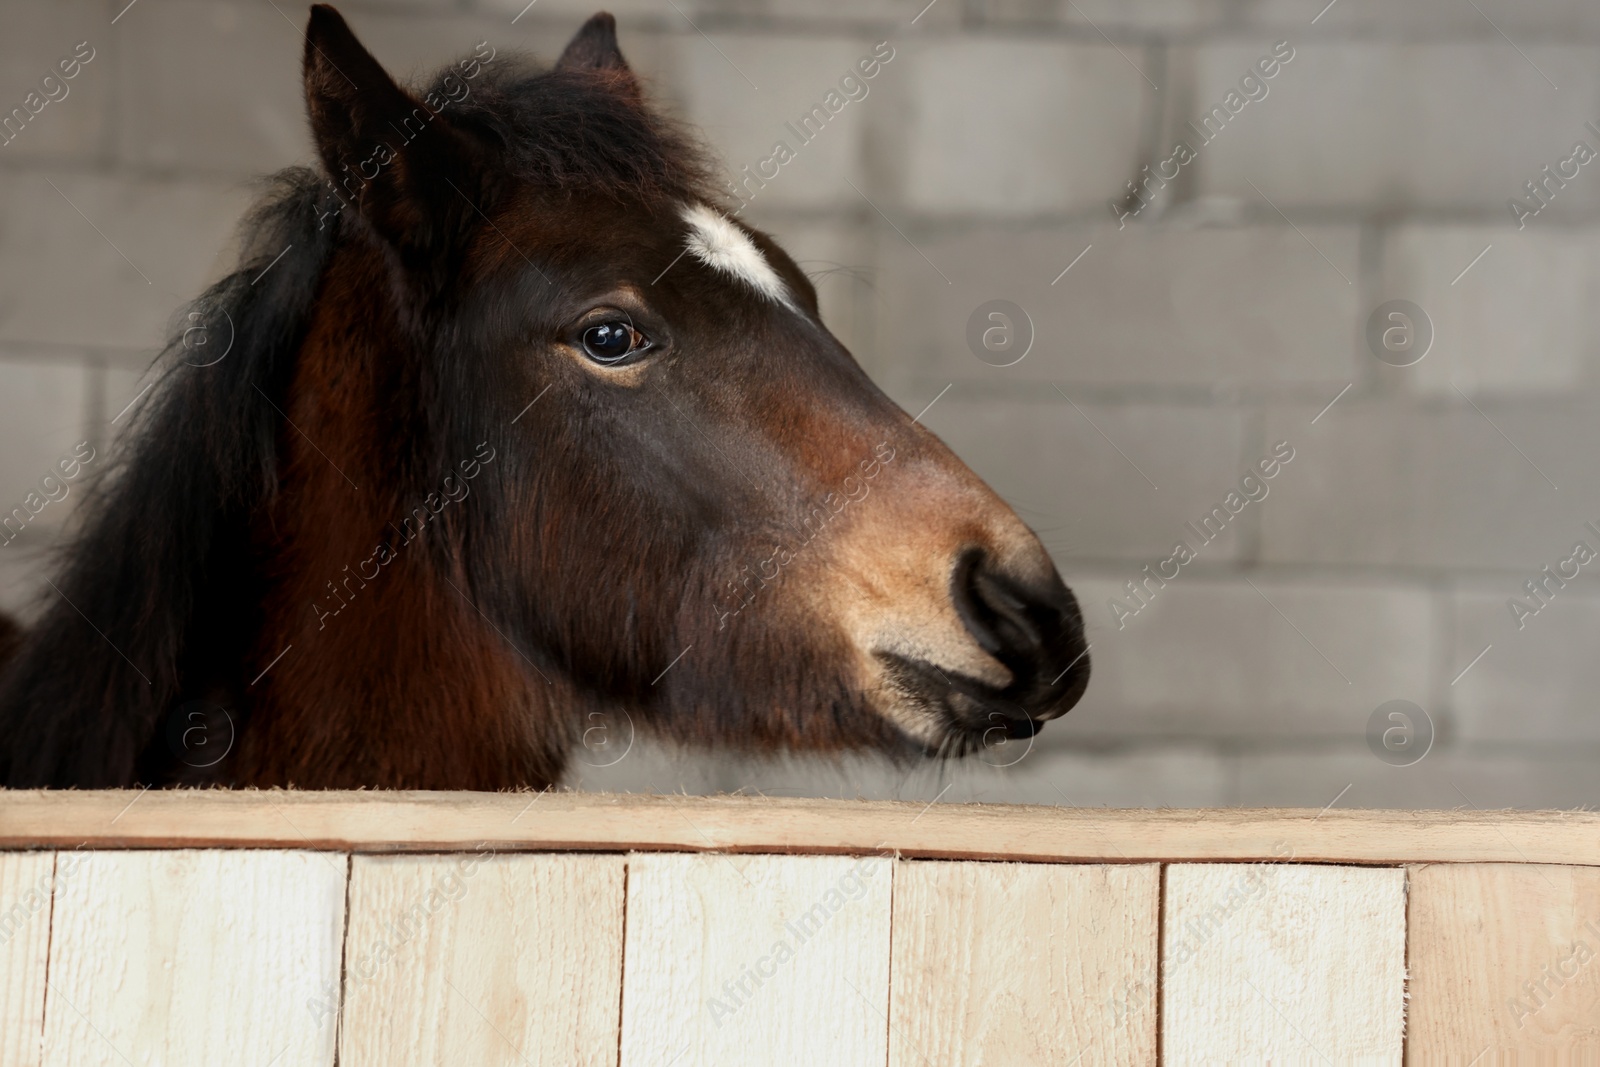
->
[0,8,1088,790]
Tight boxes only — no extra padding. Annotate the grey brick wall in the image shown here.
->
[4,0,1597,808]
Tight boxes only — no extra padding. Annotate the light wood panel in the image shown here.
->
[888,860,1159,1066]
[1162,864,1407,1065]
[340,852,627,1067]
[619,852,892,1066]
[1408,863,1600,1056]
[3,792,1599,865]
[40,849,346,1067]
[0,851,56,1067]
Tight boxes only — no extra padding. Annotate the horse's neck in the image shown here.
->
[238,540,567,788]
[229,263,571,789]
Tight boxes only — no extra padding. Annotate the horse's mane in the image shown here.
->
[449,60,715,205]
[0,54,714,787]
[0,169,335,787]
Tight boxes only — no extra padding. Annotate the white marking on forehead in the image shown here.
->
[679,203,797,311]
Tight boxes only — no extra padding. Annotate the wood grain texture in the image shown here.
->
[340,852,626,1067]
[3,791,1599,865]
[1162,864,1407,1065]
[0,852,56,1067]
[888,860,1159,1066]
[619,852,892,1066]
[1408,863,1600,1056]
[39,849,346,1067]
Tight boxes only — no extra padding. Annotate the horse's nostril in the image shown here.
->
[949,546,1088,720]
[951,547,1051,661]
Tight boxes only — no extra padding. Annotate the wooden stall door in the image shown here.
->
[1408,863,1600,1057]
[1162,864,1407,1064]
[0,852,54,1067]
[889,860,1160,1066]
[40,849,346,1067]
[340,852,627,1067]
[619,852,892,1066]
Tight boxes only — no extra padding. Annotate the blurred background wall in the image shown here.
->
[3,0,1598,808]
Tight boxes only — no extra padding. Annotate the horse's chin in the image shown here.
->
[869,649,1087,758]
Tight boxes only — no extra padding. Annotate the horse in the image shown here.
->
[0,6,1088,790]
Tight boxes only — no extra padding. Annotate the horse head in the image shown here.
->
[0,7,1088,789]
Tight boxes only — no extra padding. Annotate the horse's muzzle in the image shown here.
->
[948,546,1090,725]
[873,546,1090,749]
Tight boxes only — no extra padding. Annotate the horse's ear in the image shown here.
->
[303,4,490,282]
[556,13,640,93]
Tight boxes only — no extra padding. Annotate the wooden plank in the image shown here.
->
[2,791,1598,865]
[340,852,626,1067]
[1408,863,1600,1056]
[39,850,346,1067]
[0,852,57,1067]
[888,860,1159,1065]
[619,852,892,1065]
[1162,864,1407,1064]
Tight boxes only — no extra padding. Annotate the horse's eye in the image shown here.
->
[580,321,648,365]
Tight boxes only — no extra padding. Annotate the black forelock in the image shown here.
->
[443,58,718,207]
